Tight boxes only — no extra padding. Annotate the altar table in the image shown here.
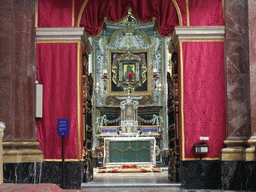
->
[104,137,156,165]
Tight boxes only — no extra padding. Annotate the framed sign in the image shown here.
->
[107,49,152,96]
[57,119,69,136]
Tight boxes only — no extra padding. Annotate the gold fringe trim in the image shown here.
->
[72,0,75,27]
[35,0,38,28]
[77,42,82,161]
[179,41,185,160]
[186,0,190,26]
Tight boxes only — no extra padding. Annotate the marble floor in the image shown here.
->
[81,168,245,192]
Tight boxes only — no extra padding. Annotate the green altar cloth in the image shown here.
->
[104,137,156,165]
[109,141,150,162]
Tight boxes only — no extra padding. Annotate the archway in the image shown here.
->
[35,0,226,189]
[81,7,181,184]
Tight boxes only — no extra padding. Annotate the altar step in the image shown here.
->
[82,170,181,191]
[81,183,182,192]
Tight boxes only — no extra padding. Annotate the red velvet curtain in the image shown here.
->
[36,43,79,160]
[38,0,73,27]
[182,42,226,159]
[79,0,179,36]
[188,0,224,26]
[37,0,224,29]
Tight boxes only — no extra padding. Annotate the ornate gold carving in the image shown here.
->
[107,49,152,96]
[134,29,150,44]
[111,67,118,84]
[3,142,44,163]
[109,30,123,45]
[141,65,147,84]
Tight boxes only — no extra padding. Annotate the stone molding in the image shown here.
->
[220,140,248,161]
[3,142,44,163]
[220,139,256,161]
[36,27,85,41]
[36,27,92,54]
[174,26,225,40]
[245,138,256,161]
[168,26,225,53]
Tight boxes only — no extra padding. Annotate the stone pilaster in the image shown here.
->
[246,0,256,161]
[221,0,250,161]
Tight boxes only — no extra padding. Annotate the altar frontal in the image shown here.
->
[104,137,156,165]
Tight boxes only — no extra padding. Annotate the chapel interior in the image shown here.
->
[81,10,179,183]
[1,0,256,191]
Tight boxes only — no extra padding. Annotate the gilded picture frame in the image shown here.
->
[107,49,152,96]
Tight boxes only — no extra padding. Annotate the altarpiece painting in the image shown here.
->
[108,49,152,96]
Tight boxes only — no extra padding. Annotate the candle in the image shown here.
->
[153,68,157,73]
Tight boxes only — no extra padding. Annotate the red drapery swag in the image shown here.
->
[37,0,223,31]
[36,43,79,160]
[79,0,179,36]
[182,42,226,159]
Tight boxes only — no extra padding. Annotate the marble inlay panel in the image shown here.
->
[221,161,256,191]
[41,162,82,189]
[3,163,43,184]
[244,162,256,190]
[180,161,221,189]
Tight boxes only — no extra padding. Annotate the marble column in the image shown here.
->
[221,0,250,161]
[221,1,256,190]
[246,0,256,160]
[0,0,43,163]
[0,0,44,185]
